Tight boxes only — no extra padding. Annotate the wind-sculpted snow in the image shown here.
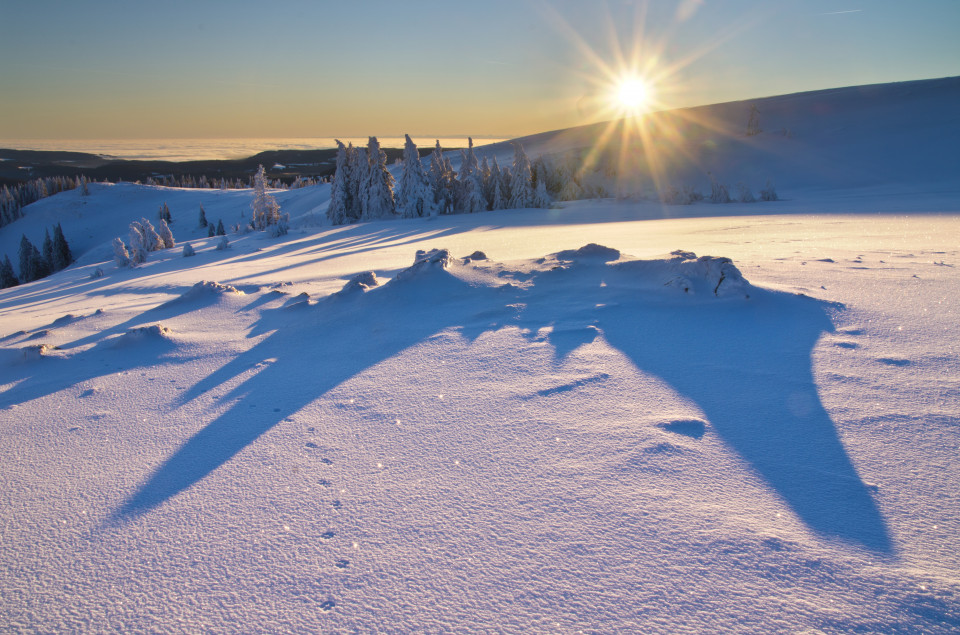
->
[166,280,244,304]
[113,246,889,559]
[112,324,174,348]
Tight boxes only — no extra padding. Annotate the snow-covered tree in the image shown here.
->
[251,164,282,230]
[532,179,551,209]
[157,217,176,248]
[345,143,364,221]
[136,218,163,251]
[52,223,72,271]
[198,204,208,228]
[490,178,506,211]
[427,141,453,214]
[113,238,131,267]
[158,202,172,224]
[18,235,37,283]
[42,229,54,270]
[216,219,226,236]
[328,140,352,225]
[0,255,18,288]
[182,243,195,257]
[456,137,487,213]
[216,235,229,250]
[360,137,395,220]
[395,135,436,218]
[508,143,533,209]
[128,224,148,264]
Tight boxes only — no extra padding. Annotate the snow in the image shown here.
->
[1,78,959,632]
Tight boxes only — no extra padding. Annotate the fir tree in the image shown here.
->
[428,141,451,213]
[157,218,176,248]
[360,137,395,220]
[30,244,50,280]
[112,238,131,267]
[208,224,216,237]
[508,143,533,209]
[457,138,487,213]
[251,164,281,230]
[395,135,436,218]
[137,218,163,251]
[198,204,208,228]
[216,219,226,236]
[346,143,363,221]
[52,223,72,271]
[18,235,36,283]
[532,179,551,209]
[128,224,148,264]
[327,140,352,225]
[42,229,54,270]
[0,255,18,288]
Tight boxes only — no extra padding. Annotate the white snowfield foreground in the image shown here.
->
[1,78,959,632]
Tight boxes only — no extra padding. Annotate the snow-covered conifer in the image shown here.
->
[52,223,72,271]
[216,235,229,250]
[216,219,226,236]
[0,254,18,288]
[508,143,533,209]
[328,140,352,225]
[128,224,148,264]
[113,238,131,267]
[532,179,551,209]
[251,164,282,230]
[157,218,176,248]
[18,235,36,283]
[198,204,208,228]
[395,135,436,218]
[345,143,363,221]
[158,202,172,224]
[182,243,195,257]
[427,141,454,214]
[42,229,54,270]
[137,218,163,251]
[490,178,506,211]
[208,224,216,237]
[360,137,395,220]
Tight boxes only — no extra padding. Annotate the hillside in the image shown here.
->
[1,78,959,632]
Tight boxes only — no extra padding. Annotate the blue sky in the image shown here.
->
[1,0,958,139]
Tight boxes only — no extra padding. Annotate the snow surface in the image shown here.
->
[1,78,959,632]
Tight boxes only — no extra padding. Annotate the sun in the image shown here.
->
[615,76,652,112]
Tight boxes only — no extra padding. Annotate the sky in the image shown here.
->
[1,0,958,140]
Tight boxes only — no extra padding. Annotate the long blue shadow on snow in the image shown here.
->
[111,254,891,553]
[110,266,492,523]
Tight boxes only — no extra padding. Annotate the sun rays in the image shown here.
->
[540,0,764,197]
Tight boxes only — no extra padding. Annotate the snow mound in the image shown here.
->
[51,314,78,327]
[164,281,245,306]
[112,324,173,347]
[19,344,60,362]
[463,250,488,262]
[393,248,454,282]
[613,250,750,298]
[555,243,621,262]
[336,271,380,295]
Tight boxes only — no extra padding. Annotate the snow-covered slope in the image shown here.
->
[1,79,959,632]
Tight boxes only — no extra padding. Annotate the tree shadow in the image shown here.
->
[107,250,892,553]
[110,263,500,522]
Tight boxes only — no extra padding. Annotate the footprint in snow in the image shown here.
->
[335,559,349,569]
[332,500,342,509]
[878,357,911,367]
[318,478,331,487]
[321,530,335,540]
[657,419,706,439]
[319,600,336,612]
